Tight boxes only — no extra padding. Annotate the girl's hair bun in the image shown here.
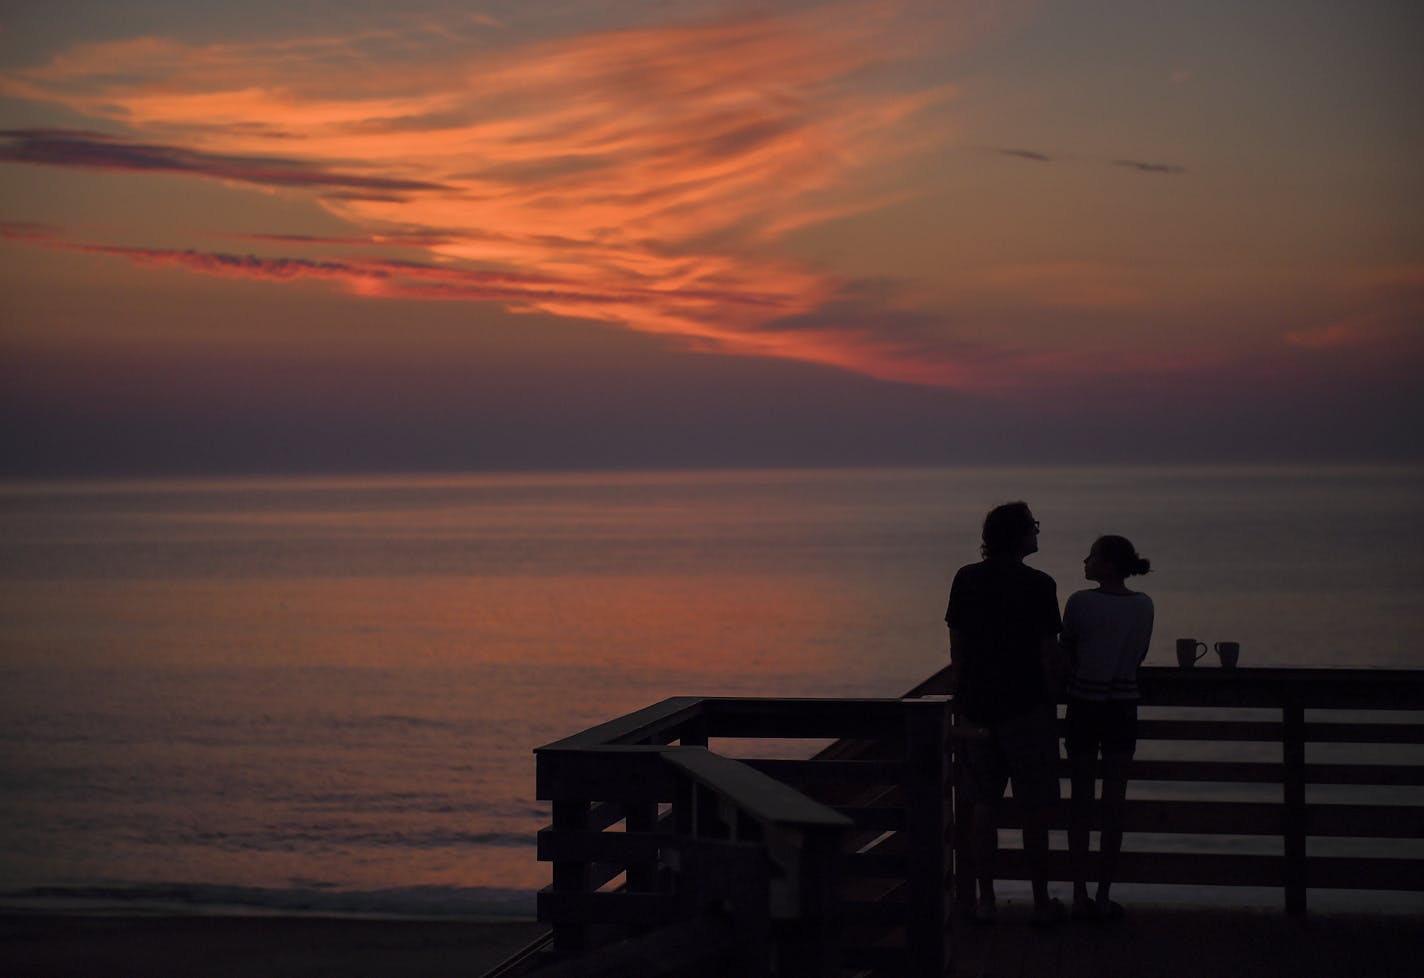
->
[1097,535,1151,578]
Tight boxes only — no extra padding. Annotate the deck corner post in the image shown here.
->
[1282,697,1308,915]
[781,824,842,978]
[549,798,593,951]
[625,800,660,893]
[906,697,951,975]
[949,708,976,916]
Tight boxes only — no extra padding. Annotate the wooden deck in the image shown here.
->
[505,667,1424,977]
[491,901,1424,978]
[947,902,1422,978]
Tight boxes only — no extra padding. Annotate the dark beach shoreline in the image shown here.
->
[0,911,548,978]
[5,903,1423,978]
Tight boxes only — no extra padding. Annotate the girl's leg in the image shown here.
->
[1068,752,1096,910]
[1095,751,1131,906]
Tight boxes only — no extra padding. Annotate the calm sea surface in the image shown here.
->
[1,466,1421,916]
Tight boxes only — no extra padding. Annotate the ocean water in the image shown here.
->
[1,465,1421,917]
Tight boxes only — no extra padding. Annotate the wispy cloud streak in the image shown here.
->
[988,146,1186,174]
[1113,158,1187,175]
[997,147,1054,162]
[0,130,449,195]
[1,223,791,308]
[0,5,987,386]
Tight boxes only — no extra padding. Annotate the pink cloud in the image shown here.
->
[1285,315,1406,351]
[1287,266,1424,352]
[0,6,1006,386]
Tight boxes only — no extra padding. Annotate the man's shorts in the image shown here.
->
[959,706,1061,806]
[1064,698,1139,757]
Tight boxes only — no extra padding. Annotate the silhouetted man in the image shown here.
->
[945,501,1062,924]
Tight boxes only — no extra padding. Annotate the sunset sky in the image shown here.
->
[2,0,1420,475]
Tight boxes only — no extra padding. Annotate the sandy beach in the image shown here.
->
[0,913,547,978]
[9,904,1421,978]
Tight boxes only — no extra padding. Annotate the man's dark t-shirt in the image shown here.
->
[945,559,1061,724]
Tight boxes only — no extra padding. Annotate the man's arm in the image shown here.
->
[1041,633,1065,698]
[946,627,963,694]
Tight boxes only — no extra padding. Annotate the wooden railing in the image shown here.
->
[933,666,1424,916]
[533,696,951,977]
[509,667,1423,977]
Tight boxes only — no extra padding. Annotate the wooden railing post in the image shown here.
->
[1282,697,1307,914]
[681,716,709,747]
[625,801,659,893]
[905,698,950,976]
[950,711,976,915]
[550,799,592,952]
[781,824,841,978]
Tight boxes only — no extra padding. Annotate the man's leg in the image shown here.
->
[1003,707,1062,919]
[961,730,1008,918]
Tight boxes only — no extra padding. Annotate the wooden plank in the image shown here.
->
[741,758,910,785]
[537,747,676,803]
[623,802,659,892]
[1137,667,1424,709]
[1303,722,1424,744]
[536,828,673,863]
[549,800,593,953]
[995,798,1285,834]
[589,802,626,833]
[1284,700,1307,913]
[1119,800,1283,835]
[1282,674,1424,710]
[839,899,909,925]
[587,861,625,893]
[993,848,1286,886]
[1306,804,1424,838]
[842,851,908,879]
[1307,855,1424,891]
[537,697,704,750]
[1303,763,1424,785]
[1137,718,1284,742]
[661,748,852,829]
[1127,759,1283,783]
[903,698,948,978]
[1116,759,1424,785]
[699,696,911,739]
[787,824,842,977]
[832,806,907,831]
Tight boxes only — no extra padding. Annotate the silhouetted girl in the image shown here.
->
[1060,535,1153,920]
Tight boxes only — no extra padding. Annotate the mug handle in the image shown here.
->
[1195,641,1208,661]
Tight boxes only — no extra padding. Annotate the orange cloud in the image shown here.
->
[0,5,989,386]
